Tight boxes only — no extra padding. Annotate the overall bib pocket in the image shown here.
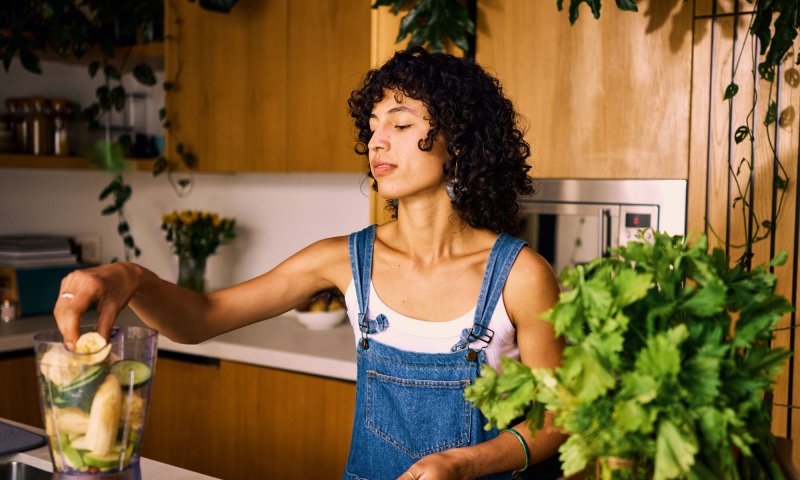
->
[365,370,472,458]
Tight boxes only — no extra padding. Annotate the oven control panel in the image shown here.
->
[619,205,659,245]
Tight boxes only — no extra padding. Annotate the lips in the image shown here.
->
[370,161,396,176]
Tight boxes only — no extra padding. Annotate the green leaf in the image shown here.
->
[615,0,638,12]
[636,325,688,380]
[101,205,119,215]
[613,399,653,433]
[104,64,121,81]
[566,0,602,24]
[758,62,775,82]
[734,125,750,144]
[562,332,622,402]
[613,269,652,307]
[2,42,18,73]
[133,63,157,86]
[110,86,126,112]
[88,61,100,78]
[764,101,778,126]
[769,250,788,267]
[655,419,697,480]
[723,82,739,100]
[619,371,658,403]
[153,157,168,177]
[682,277,726,317]
[582,274,613,318]
[19,47,42,74]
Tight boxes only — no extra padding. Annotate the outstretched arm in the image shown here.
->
[54,236,351,348]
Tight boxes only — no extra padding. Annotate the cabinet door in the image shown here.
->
[165,0,369,173]
[476,1,693,179]
[287,0,370,172]
[141,354,356,479]
[0,351,42,428]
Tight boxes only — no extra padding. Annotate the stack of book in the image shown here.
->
[0,235,77,268]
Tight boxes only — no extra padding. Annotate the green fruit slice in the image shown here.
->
[111,360,152,387]
[83,451,122,470]
[57,434,86,470]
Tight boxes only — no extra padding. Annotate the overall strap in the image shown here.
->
[348,225,388,348]
[451,233,526,352]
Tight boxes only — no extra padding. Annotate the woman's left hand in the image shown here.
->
[396,449,472,480]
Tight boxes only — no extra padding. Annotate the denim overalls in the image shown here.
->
[343,225,525,480]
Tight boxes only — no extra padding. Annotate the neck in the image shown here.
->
[391,193,475,262]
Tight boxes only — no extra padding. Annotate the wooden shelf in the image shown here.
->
[0,153,156,172]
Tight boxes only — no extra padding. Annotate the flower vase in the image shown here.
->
[178,255,207,293]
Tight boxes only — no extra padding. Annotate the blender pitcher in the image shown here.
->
[34,326,158,479]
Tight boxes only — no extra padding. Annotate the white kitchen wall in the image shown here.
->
[1,59,371,291]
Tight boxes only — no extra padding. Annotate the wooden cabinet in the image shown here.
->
[475,1,694,179]
[141,353,356,479]
[0,351,42,429]
[165,0,370,173]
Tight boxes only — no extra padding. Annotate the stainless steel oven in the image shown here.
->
[518,179,687,276]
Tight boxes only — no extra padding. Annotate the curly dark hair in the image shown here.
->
[347,46,533,235]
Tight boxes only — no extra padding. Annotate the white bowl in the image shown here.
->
[294,309,347,330]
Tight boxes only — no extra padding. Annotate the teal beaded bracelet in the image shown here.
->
[502,427,530,475]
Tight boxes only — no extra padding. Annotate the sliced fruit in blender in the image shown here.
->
[85,375,122,455]
[111,360,152,387]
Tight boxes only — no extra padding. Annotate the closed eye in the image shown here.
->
[395,125,411,130]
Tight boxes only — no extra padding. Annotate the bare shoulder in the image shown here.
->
[504,245,563,369]
[290,235,352,290]
[505,246,560,302]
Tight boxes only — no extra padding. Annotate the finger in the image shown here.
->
[95,299,119,340]
[54,293,93,351]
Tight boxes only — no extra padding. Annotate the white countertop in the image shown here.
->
[0,417,219,479]
[0,308,357,381]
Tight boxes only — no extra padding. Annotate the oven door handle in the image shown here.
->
[598,208,613,258]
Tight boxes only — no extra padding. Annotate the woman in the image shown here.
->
[54,47,565,479]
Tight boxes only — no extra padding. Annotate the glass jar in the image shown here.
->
[51,99,72,156]
[5,97,29,153]
[27,96,54,155]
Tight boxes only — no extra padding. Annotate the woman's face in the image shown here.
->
[367,89,449,201]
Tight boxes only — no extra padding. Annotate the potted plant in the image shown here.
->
[466,231,793,479]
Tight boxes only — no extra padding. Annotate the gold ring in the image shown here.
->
[60,292,75,299]
[404,472,416,480]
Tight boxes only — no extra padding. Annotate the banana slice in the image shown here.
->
[74,332,111,365]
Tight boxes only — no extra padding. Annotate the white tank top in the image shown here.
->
[344,280,520,371]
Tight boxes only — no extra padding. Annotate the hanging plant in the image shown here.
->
[0,0,238,260]
[372,0,475,55]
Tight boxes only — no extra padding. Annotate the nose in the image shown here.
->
[368,128,388,153]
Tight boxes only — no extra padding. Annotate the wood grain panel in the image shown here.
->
[698,15,735,252]
[476,0,693,179]
[165,0,287,172]
[0,352,42,428]
[141,356,355,480]
[687,16,713,239]
[371,5,410,69]
[287,0,370,172]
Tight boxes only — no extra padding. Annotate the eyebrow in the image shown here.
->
[369,105,417,119]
